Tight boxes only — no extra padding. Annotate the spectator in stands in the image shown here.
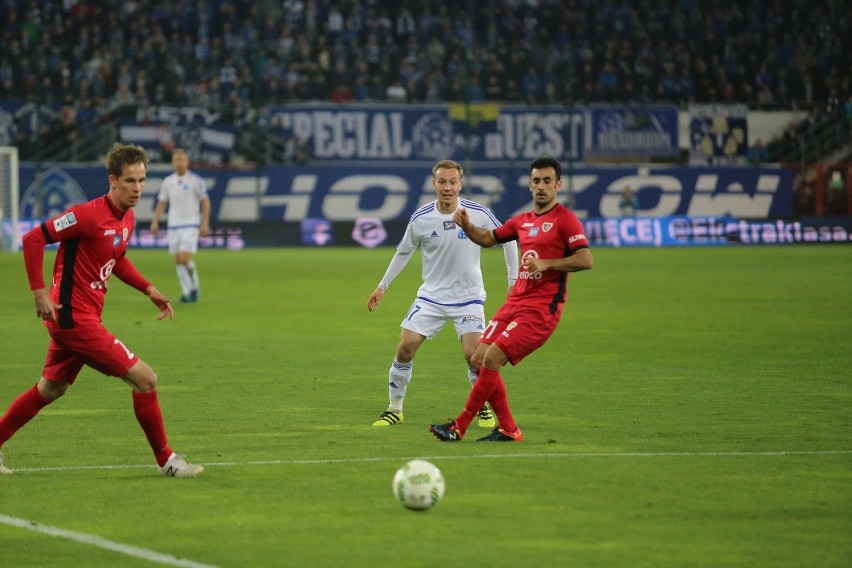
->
[385,80,407,103]
[827,171,846,216]
[793,176,816,216]
[619,185,639,217]
[747,139,770,165]
[284,135,310,165]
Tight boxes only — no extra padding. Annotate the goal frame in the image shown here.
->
[0,146,20,253]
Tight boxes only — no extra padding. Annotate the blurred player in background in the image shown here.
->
[431,155,593,442]
[367,159,519,427]
[150,148,210,303]
[0,143,203,478]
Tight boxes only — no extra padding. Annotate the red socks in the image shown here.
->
[132,391,172,467]
[455,367,518,435]
[487,373,518,434]
[0,384,50,447]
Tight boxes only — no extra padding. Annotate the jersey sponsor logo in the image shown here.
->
[568,233,586,243]
[529,227,540,237]
[518,270,543,280]
[92,259,117,290]
[542,222,554,232]
[53,212,77,232]
[518,250,543,280]
[429,231,439,238]
[443,221,456,230]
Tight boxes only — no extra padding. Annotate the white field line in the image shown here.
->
[0,513,219,568]
[5,449,851,474]
[2,450,848,565]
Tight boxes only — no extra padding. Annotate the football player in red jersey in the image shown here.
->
[431,155,593,442]
[0,143,202,477]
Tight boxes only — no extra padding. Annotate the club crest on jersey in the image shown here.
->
[122,228,129,241]
[53,212,77,232]
[443,221,456,230]
[542,222,554,232]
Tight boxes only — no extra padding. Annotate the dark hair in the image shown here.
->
[529,156,561,180]
[105,143,148,177]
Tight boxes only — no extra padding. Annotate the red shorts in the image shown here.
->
[480,302,561,365]
[42,323,139,383]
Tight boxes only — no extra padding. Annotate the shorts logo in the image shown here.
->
[461,315,483,324]
[53,212,77,232]
[443,221,456,230]
[501,320,518,338]
[542,222,554,232]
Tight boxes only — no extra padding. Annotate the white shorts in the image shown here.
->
[167,227,200,255]
[400,298,486,340]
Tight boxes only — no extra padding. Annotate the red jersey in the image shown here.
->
[23,195,150,329]
[494,203,588,313]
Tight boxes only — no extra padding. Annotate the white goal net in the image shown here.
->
[0,146,20,252]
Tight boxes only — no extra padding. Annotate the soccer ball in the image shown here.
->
[393,459,445,511]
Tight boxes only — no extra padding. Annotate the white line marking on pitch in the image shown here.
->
[0,513,218,568]
[6,449,851,473]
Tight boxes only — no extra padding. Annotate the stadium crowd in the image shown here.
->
[1,0,850,162]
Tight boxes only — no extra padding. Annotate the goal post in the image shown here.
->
[0,146,20,252]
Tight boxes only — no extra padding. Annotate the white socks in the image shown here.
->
[388,359,412,412]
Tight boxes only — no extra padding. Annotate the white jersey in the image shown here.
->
[157,170,208,228]
[385,199,517,306]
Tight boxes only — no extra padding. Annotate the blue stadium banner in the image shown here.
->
[688,103,749,166]
[118,106,235,164]
[585,105,679,158]
[261,103,584,163]
[0,101,61,146]
[584,216,852,247]
[17,164,795,225]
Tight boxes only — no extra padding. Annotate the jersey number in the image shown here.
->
[405,304,421,322]
[483,319,499,339]
[114,338,135,360]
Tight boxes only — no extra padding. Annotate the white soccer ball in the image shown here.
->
[393,459,445,511]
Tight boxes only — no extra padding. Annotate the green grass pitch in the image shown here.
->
[0,244,849,567]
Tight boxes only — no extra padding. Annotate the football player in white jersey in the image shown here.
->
[367,159,519,427]
[150,149,211,303]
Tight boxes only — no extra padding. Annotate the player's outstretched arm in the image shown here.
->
[145,285,174,320]
[453,207,497,247]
